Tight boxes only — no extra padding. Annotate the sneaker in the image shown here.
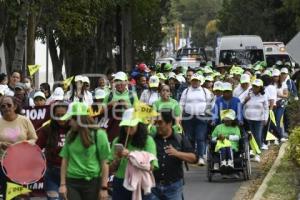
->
[250,150,255,158]
[198,158,205,166]
[227,160,234,168]
[213,163,219,170]
[274,140,280,145]
[251,155,260,163]
[280,138,288,143]
[261,144,269,150]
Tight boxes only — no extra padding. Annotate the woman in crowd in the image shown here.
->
[272,69,289,142]
[59,102,110,200]
[0,96,37,199]
[37,102,70,200]
[243,79,269,162]
[110,108,158,200]
[140,75,160,106]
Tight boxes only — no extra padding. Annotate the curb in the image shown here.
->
[251,143,288,200]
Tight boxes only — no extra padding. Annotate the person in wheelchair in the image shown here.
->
[211,109,241,170]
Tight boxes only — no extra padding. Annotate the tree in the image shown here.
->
[218,0,297,43]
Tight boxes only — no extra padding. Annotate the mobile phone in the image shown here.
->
[114,143,124,152]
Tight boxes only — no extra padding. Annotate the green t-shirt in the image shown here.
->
[211,123,241,151]
[60,129,111,180]
[152,98,181,117]
[103,90,138,107]
[110,136,158,179]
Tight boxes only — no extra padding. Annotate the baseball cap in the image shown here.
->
[240,74,251,84]
[138,63,151,73]
[149,75,160,88]
[113,71,128,81]
[262,70,272,77]
[252,79,264,87]
[119,108,142,127]
[74,75,84,82]
[82,76,90,84]
[280,68,289,74]
[168,72,177,79]
[163,63,173,71]
[176,74,186,83]
[94,89,106,100]
[272,69,281,77]
[221,109,236,121]
[33,91,46,100]
[51,87,65,101]
[15,83,25,90]
[213,81,223,91]
[222,82,233,91]
[60,102,89,121]
[205,76,214,82]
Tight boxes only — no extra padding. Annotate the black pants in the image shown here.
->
[67,177,100,200]
[0,164,8,200]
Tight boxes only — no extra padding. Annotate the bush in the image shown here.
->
[287,127,300,166]
[286,100,300,131]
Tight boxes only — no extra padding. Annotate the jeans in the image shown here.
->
[247,120,264,149]
[183,114,208,158]
[112,177,132,200]
[273,106,285,139]
[66,177,100,200]
[144,179,183,200]
[44,166,62,200]
[219,147,233,161]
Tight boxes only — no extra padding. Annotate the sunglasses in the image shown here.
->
[0,103,13,109]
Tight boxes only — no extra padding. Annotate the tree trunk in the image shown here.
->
[122,3,133,72]
[26,13,36,66]
[4,33,15,75]
[0,2,8,45]
[11,2,28,72]
[48,32,63,81]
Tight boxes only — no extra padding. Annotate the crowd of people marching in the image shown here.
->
[0,60,299,200]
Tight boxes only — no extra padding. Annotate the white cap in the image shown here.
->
[280,68,289,74]
[222,82,233,91]
[205,76,214,82]
[82,76,90,84]
[252,79,264,87]
[176,75,186,83]
[168,72,176,79]
[94,89,106,99]
[149,75,160,88]
[272,69,281,76]
[34,91,46,100]
[191,74,204,84]
[213,81,223,91]
[113,71,128,81]
[52,87,64,101]
[75,75,84,82]
[240,74,250,84]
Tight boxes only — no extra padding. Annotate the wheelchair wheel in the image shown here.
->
[206,145,213,182]
[243,140,251,180]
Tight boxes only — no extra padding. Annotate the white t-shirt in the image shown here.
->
[65,90,94,106]
[243,93,269,121]
[180,86,213,116]
[140,89,160,106]
[233,84,252,103]
[274,82,288,101]
[265,85,277,104]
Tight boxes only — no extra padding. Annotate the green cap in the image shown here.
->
[60,102,89,121]
[164,63,173,71]
[119,108,142,127]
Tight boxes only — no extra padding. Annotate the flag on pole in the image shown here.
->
[63,76,74,89]
[28,65,41,76]
[266,131,277,141]
[249,133,261,155]
[134,101,159,123]
[6,182,31,200]
[269,110,276,126]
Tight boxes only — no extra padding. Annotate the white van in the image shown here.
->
[263,42,293,67]
[216,35,265,67]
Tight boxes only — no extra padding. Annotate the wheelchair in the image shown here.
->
[206,128,251,182]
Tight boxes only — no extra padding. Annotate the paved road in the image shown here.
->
[183,165,243,200]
